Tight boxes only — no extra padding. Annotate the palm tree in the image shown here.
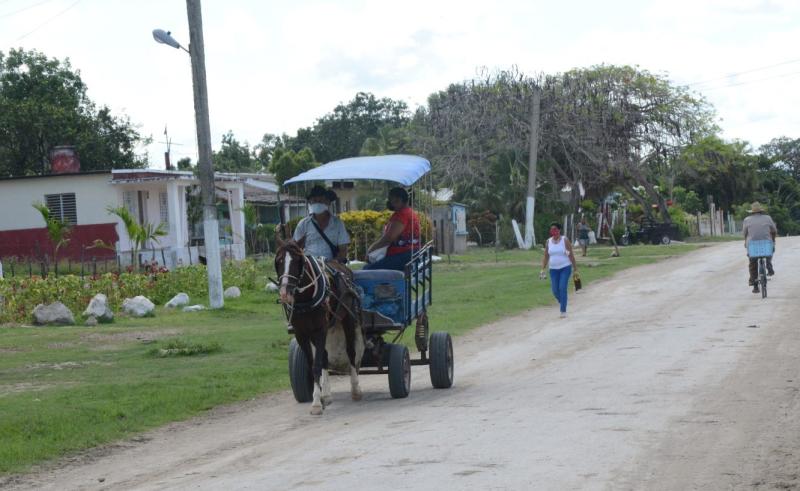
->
[32,202,72,267]
[142,221,168,260]
[107,206,165,268]
[107,206,140,267]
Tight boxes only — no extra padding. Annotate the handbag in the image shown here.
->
[573,272,582,292]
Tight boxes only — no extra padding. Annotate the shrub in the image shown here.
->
[339,210,432,261]
[467,211,498,245]
[0,260,259,324]
[668,205,694,239]
[580,199,597,214]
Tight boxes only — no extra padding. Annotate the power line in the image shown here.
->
[0,0,56,19]
[686,57,800,87]
[700,69,800,92]
[13,0,80,41]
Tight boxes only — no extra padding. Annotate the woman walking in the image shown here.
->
[540,222,579,318]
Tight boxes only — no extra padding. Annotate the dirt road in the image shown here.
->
[8,239,800,491]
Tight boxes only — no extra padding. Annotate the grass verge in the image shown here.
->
[0,243,698,475]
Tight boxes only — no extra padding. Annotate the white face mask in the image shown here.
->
[309,203,328,215]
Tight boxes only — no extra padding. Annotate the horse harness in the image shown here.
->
[280,254,360,330]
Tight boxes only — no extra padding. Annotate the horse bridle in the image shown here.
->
[278,251,328,319]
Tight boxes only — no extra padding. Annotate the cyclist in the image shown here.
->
[742,202,777,294]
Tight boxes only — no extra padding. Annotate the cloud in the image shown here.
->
[3,0,798,167]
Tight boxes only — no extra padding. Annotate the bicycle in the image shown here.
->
[748,240,774,299]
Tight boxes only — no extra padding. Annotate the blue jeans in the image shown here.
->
[364,251,412,271]
[549,265,572,313]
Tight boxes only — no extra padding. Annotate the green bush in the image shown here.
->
[0,260,259,324]
[467,210,498,245]
[668,205,694,239]
[612,224,626,244]
[580,199,597,214]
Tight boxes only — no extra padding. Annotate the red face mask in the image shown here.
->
[549,227,559,238]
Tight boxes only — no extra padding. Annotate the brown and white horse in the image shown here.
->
[275,240,364,415]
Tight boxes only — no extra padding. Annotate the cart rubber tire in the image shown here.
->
[429,332,454,389]
[288,338,314,403]
[660,235,671,245]
[387,343,411,399]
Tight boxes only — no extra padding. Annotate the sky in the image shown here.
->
[2,0,799,169]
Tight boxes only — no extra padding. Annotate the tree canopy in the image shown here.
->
[212,131,259,172]
[0,49,148,177]
[288,92,410,163]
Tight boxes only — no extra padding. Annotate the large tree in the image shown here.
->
[290,92,410,163]
[676,136,759,211]
[212,130,258,172]
[0,48,148,177]
[543,65,716,222]
[268,146,318,186]
[422,68,538,217]
[760,136,800,181]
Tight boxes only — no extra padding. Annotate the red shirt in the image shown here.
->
[386,206,421,256]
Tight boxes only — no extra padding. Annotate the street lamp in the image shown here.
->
[152,29,189,53]
[153,0,224,309]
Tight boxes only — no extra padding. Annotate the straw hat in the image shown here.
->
[749,201,766,214]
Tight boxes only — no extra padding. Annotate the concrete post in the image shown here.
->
[187,0,223,308]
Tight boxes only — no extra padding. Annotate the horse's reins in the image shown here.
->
[280,254,329,322]
[278,251,360,330]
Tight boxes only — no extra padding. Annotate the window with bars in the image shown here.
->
[44,193,77,225]
[159,192,169,226]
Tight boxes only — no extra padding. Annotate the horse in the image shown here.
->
[274,240,364,415]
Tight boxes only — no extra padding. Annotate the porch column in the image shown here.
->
[230,183,246,259]
[167,181,186,251]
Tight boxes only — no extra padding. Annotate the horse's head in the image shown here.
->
[275,240,306,305]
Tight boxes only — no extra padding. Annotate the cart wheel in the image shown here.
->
[429,332,454,389]
[660,235,671,245]
[621,236,630,246]
[387,343,411,399]
[288,338,313,403]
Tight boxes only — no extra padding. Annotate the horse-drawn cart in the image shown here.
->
[282,155,454,403]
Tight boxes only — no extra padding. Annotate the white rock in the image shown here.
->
[83,293,114,323]
[122,296,155,317]
[265,282,279,292]
[182,304,205,312]
[165,292,190,308]
[85,316,98,327]
[223,286,241,299]
[32,302,75,326]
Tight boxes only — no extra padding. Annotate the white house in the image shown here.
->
[0,168,254,269]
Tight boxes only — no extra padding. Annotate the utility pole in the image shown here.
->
[186,0,223,308]
[524,86,541,249]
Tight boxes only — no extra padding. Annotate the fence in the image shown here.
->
[689,208,742,237]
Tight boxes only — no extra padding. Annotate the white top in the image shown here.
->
[547,237,571,270]
[293,215,350,260]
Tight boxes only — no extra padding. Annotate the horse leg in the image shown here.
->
[321,341,332,407]
[309,328,326,415]
[343,313,363,401]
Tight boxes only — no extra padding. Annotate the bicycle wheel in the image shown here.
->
[759,258,768,299]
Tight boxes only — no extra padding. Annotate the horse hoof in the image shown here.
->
[322,396,333,407]
[310,405,323,416]
[351,391,363,401]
